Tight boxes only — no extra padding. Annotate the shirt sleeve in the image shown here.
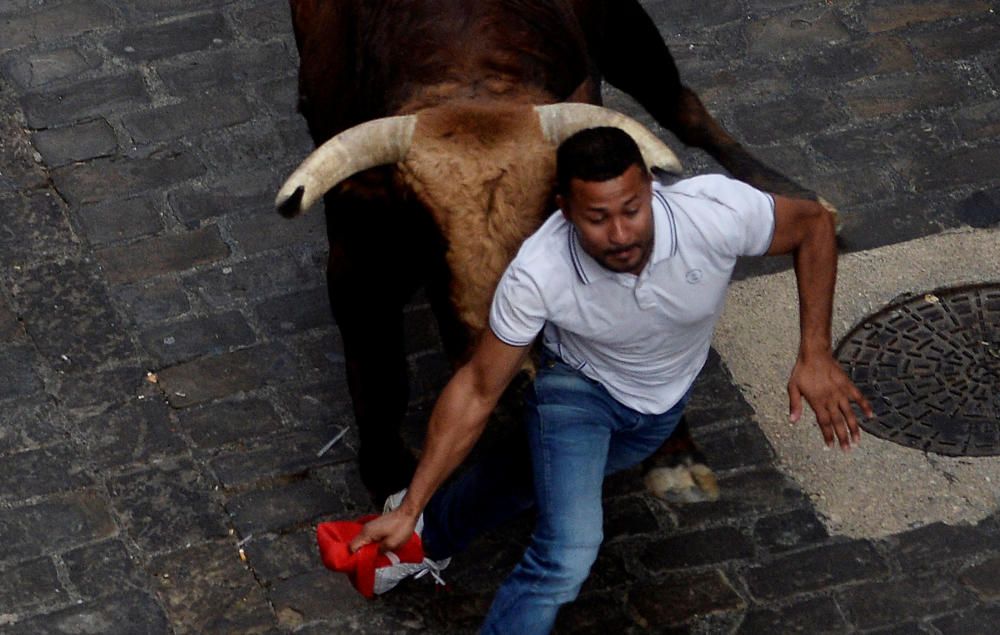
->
[488,263,547,346]
[672,174,776,257]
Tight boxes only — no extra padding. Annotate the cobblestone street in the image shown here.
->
[1,1,999,633]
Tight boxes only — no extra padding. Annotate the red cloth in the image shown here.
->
[316,515,426,598]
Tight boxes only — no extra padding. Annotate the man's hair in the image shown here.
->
[555,127,648,196]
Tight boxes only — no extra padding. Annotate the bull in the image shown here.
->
[278,0,828,503]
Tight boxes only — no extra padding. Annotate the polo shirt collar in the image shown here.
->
[568,189,676,285]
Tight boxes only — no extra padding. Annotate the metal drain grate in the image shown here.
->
[835,283,1000,456]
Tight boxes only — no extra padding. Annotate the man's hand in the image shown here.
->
[349,508,418,553]
[347,332,531,556]
[766,195,873,451]
[788,353,874,451]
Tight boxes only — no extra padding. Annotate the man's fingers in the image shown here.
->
[840,383,867,444]
[790,362,872,451]
[827,395,862,451]
[788,383,803,423]
[814,408,835,448]
[348,513,416,554]
[349,533,371,554]
[841,377,874,420]
[816,401,852,451]
[855,388,875,419]
[839,397,861,446]
[825,403,852,450]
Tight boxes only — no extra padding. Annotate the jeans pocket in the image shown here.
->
[533,361,599,408]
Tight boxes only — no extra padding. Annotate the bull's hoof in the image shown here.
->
[643,460,720,503]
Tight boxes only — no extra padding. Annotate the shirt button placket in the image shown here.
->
[635,284,656,310]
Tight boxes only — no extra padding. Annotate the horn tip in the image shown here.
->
[276,185,306,218]
[649,161,682,176]
[649,150,683,175]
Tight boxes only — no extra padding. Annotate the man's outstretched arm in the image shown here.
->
[350,331,531,552]
[766,196,874,450]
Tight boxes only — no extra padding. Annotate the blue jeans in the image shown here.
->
[422,356,689,635]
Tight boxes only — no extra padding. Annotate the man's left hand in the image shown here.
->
[788,353,874,451]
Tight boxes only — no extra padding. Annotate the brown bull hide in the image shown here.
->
[286,0,819,501]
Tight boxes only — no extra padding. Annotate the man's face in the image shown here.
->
[559,164,654,275]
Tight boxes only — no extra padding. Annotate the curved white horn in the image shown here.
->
[276,114,418,216]
[535,103,682,174]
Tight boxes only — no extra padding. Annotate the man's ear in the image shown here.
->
[556,193,569,220]
[640,167,653,189]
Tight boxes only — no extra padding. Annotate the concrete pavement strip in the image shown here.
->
[717,227,1000,537]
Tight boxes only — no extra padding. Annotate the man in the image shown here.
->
[348,127,873,633]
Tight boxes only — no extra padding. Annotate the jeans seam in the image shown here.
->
[532,407,553,596]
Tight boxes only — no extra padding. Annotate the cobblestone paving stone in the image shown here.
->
[0,0,998,633]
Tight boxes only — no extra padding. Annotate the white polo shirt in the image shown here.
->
[489,174,776,414]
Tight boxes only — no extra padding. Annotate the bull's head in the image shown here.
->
[276,103,681,215]
[277,102,682,340]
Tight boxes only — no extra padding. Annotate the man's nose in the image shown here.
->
[608,218,629,245]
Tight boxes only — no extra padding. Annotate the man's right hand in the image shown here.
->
[349,509,419,553]
[348,331,531,556]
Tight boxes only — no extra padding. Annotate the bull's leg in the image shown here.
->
[327,256,417,502]
[642,415,719,503]
[596,0,819,201]
[324,192,427,503]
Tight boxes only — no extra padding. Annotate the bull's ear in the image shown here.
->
[277,114,418,216]
[535,103,682,175]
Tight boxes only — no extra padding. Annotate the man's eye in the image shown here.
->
[625,208,640,216]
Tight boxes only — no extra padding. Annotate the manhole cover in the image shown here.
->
[835,283,1000,456]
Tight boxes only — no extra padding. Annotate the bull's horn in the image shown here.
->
[535,103,682,174]
[275,114,418,217]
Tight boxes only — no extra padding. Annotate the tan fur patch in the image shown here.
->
[397,101,557,345]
